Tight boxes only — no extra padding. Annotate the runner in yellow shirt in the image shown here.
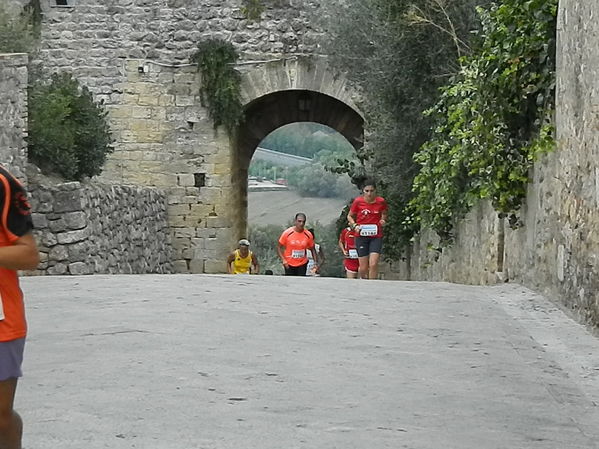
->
[226,239,259,274]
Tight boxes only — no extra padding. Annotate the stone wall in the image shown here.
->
[0,53,28,181]
[384,0,599,327]
[28,171,173,275]
[12,0,330,274]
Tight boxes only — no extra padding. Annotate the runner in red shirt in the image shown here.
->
[0,166,40,449]
[338,226,359,279]
[277,213,317,276]
[348,179,388,279]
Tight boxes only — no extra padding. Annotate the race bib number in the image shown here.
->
[291,249,306,259]
[0,292,4,321]
[359,224,378,236]
[348,249,359,259]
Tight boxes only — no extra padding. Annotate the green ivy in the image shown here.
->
[28,73,113,181]
[241,0,265,21]
[191,39,243,134]
[411,0,557,243]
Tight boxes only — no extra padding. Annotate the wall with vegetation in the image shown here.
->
[384,0,599,327]
[0,53,28,181]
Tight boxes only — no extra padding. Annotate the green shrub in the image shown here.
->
[28,73,113,181]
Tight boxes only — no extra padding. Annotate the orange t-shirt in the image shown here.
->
[278,227,314,267]
[0,167,33,342]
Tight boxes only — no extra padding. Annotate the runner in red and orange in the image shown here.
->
[338,225,359,279]
[348,179,388,279]
[277,213,317,276]
[0,165,40,449]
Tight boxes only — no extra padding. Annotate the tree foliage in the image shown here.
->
[411,0,557,241]
[321,0,491,251]
[323,0,556,251]
[28,73,113,181]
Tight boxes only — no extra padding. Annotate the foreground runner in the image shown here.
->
[0,166,40,449]
[347,179,388,279]
[277,213,317,276]
[226,239,259,274]
[338,225,359,279]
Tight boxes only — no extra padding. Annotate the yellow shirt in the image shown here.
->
[231,249,253,274]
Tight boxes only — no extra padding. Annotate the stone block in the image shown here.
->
[172,259,189,273]
[54,189,83,213]
[64,211,88,230]
[47,262,68,275]
[49,245,69,262]
[203,259,226,274]
[57,228,90,245]
[69,262,91,275]
[31,213,48,229]
[177,173,195,187]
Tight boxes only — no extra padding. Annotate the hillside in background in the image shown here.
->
[248,190,350,227]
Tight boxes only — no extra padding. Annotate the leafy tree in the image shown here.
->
[321,0,491,253]
[411,0,557,241]
[28,73,113,181]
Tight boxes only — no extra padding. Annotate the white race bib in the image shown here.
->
[291,249,306,259]
[348,249,359,259]
[0,291,4,321]
[359,224,378,236]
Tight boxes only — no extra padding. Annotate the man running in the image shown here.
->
[226,239,259,274]
[0,166,40,449]
[277,213,317,276]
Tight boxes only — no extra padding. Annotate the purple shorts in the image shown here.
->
[0,338,25,381]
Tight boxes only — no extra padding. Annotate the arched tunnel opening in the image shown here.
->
[232,89,365,240]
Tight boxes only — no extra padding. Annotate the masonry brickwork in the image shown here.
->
[0,53,28,182]
[384,0,599,327]
[0,54,173,275]
[27,170,173,275]
[19,0,358,274]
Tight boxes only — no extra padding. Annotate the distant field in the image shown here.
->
[248,190,349,227]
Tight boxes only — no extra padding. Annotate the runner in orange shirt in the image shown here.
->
[277,213,317,276]
[0,166,40,449]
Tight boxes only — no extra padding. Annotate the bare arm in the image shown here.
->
[338,233,347,256]
[277,243,288,267]
[380,210,388,225]
[226,253,235,274]
[347,211,357,228]
[309,246,318,267]
[251,253,259,274]
[0,233,40,271]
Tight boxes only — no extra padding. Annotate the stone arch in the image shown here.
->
[231,57,364,238]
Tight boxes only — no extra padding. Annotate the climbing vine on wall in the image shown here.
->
[241,0,286,21]
[411,0,557,243]
[191,39,243,134]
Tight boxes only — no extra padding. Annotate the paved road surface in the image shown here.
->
[17,275,599,449]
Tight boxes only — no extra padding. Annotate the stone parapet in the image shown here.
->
[27,171,173,275]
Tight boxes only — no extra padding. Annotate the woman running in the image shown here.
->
[338,225,359,279]
[347,180,388,279]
